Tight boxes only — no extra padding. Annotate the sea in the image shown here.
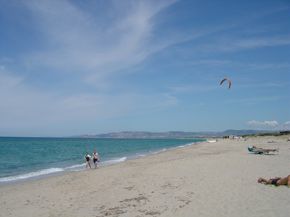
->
[0,137,205,184]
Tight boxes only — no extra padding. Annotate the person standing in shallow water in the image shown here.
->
[84,152,92,169]
[92,150,99,169]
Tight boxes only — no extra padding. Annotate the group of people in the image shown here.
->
[84,150,100,169]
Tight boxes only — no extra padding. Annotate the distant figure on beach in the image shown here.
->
[85,153,92,169]
[92,150,100,169]
[258,175,290,187]
[248,145,278,154]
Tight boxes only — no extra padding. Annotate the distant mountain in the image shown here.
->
[220,129,272,136]
[76,129,274,139]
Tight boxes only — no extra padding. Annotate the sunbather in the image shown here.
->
[248,145,278,154]
[258,175,290,187]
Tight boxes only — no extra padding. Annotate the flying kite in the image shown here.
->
[220,77,232,89]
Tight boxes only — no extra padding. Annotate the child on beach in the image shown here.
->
[92,150,99,169]
[84,153,92,169]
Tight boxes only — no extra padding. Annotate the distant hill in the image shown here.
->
[76,129,274,139]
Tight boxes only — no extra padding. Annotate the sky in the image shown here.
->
[0,0,290,137]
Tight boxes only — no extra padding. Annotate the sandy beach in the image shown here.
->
[0,136,289,217]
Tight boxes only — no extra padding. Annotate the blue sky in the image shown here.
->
[0,0,289,136]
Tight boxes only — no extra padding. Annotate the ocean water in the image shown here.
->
[0,137,204,183]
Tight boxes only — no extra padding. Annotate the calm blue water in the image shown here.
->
[0,137,204,183]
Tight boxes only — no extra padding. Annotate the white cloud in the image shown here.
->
[247,120,279,129]
[281,121,290,130]
[22,0,179,84]
[246,120,290,130]
[226,36,290,51]
[22,0,236,87]
[200,35,290,53]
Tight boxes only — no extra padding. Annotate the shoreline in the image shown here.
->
[1,136,289,217]
[0,139,206,186]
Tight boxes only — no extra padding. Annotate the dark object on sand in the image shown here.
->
[248,145,278,154]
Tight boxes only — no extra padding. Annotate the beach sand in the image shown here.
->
[0,136,289,217]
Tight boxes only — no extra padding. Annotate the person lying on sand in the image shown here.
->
[258,175,290,187]
[248,145,278,154]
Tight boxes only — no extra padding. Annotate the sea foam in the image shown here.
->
[102,157,127,166]
[0,168,64,183]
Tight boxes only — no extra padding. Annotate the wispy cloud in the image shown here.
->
[247,120,279,128]
[1,0,184,135]
[199,35,290,53]
[281,121,290,130]
[224,35,290,51]
[1,0,289,136]
[169,84,218,94]
[0,69,23,88]
[235,82,289,90]
[225,96,283,105]
[21,0,250,87]
[247,120,290,130]
[0,69,177,133]
[188,59,232,67]
[22,0,179,84]
[188,59,290,71]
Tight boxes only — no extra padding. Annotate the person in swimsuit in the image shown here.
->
[85,153,92,169]
[248,145,278,154]
[258,175,290,186]
[92,150,99,169]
